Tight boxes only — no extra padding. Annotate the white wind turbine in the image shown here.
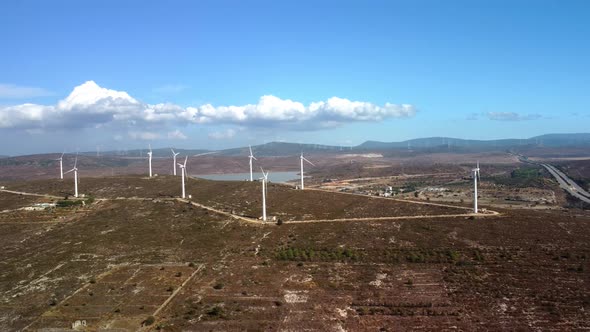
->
[64,156,79,198]
[248,145,257,181]
[56,152,64,179]
[147,144,153,178]
[178,156,188,199]
[171,148,180,176]
[260,167,269,221]
[299,153,315,190]
[472,161,480,214]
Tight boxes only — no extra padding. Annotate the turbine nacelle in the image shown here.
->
[64,156,78,173]
[178,156,188,171]
[260,166,269,181]
[249,145,257,160]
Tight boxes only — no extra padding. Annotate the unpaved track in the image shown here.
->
[148,264,205,321]
[176,198,261,224]
[288,212,499,224]
[307,186,485,212]
[0,189,63,199]
[2,185,500,228]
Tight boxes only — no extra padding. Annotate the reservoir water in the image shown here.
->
[192,171,300,183]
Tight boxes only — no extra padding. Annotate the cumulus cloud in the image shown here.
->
[487,112,541,121]
[167,129,187,140]
[0,81,417,131]
[0,83,53,99]
[208,129,236,140]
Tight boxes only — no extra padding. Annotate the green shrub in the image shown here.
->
[56,200,83,208]
[143,316,155,326]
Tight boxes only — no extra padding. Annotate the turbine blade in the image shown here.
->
[249,145,253,156]
[183,156,188,167]
[171,148,175,155]
[64,168,75,174]
[194,151,218,157]
[74,156,78,169]
[252,156,258,161]
[259,167,268,179]
[302,157,315,166]
[60,152,65,158]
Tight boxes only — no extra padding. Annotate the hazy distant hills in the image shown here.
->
[82,133,590,158]
[79,148,211,158]
[358,133,590,150]
[3,133,590,158]
[244,133,590,156]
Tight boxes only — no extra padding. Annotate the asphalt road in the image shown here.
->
[540,164,590,204]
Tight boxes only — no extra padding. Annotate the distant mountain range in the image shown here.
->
[5,133,590,158]
[358,133,590,150]
[239,133,590,156]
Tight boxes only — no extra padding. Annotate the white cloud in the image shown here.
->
[208,128,236,140]
[167,129,187,140]
[0,81,417,131]
[0,83,53,99]
[487,112,541,121]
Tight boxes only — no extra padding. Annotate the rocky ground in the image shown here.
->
[0,175,588,331]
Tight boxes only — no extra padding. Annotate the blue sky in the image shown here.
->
[1,0,589,155]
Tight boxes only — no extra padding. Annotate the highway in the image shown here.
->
[539,163,590,204]
[514,152,590,204]
[543,164,590,198]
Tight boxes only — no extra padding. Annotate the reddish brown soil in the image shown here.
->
[3,175,468,221]
[0,177,588,331]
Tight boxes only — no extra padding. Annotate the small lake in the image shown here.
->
[192,171,300,183]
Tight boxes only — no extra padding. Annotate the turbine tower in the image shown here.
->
[260,167,269,221]
[472,161,480,214]
[248,145,257,181]
[171,148,180,176]
[56,152,64,179]
[178,156,188,199]
[64,156,79,198]
[147,144,153,178]
[299,153,315,190]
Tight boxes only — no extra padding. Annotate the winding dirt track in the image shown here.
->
[0,189,63,199]
[2,185,501,225]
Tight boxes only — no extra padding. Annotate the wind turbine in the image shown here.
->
[299,153,315,190]
[147,144,153,178]
[260,167,269,221]
[472,161,480,214]
[178,156,188,199]
[171,148,180,176]
[64,156,79,198]
[56,152,64,179]
[248,145,257,181]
